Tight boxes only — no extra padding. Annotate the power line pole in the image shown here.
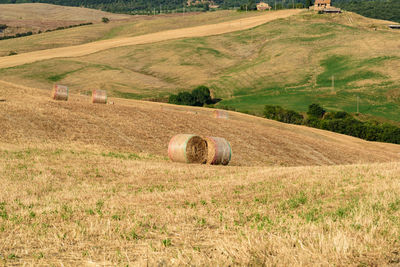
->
[357,96,359,113]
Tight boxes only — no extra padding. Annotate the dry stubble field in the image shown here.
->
[1,80,400,265]
[1,6,400,266]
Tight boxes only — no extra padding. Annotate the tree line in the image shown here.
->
[334,0,400,23]
[0,0,399,23]
[264,104,400,144]
[0,22,92,41]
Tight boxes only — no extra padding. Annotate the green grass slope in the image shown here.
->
[1,11,399,122]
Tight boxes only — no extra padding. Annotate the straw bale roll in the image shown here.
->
[92,90,107,104]
[213,110,229,119]
[52,84,68,101]
[168,134,208,164]
[205,137,232,165]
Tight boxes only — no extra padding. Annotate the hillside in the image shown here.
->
[0,3,130,36]
[335,0,400,23]
[1,80,400,265]
[0,7,279,56]
[1,8,400,265]
[1,80,400,167]
[0,10,399,123]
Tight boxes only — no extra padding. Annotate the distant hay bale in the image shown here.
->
[52,84,68,101]
[168,134,208,164]
[92,90,107,104]
[205,136,232,165]
[213,110,229,119]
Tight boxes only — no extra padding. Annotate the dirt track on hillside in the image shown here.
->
[0,9,301,69]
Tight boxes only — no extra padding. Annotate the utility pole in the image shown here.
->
[292,0,295,9]
[275,0,277,10]
[357,96,359,113]
[153,8,155,15]
[160,4,162,14]
[246,4,247,12]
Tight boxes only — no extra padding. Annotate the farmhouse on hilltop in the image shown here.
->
[313,0,341,13]
[313,0,331,10]
[257,2,272,11]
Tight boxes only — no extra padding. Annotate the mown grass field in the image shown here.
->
[2,10,399,122]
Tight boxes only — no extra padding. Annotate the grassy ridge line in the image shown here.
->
[0,9,302,68]
[1,144,400,265]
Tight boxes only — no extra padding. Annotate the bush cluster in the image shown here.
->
[263,103,400,145]
[168,86,212,107]
[264,105,303,124]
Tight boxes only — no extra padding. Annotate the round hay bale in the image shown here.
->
[205,136,232,165]
[52,84,68,101]
[213,110,229,119]
[168,134,208,164]
[92,90,107,104]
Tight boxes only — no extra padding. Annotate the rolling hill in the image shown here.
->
[1,77,400,265]
[0,3,130,36]
[1,6,400,265]
[0,9,399,123]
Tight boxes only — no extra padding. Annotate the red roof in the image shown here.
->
[315,0,331,4]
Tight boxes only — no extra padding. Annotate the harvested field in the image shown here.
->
[1,80,400,265]
[1,8,400,264]
[0,9,302,68]
[1,80,400,167]
[0,3,130,36]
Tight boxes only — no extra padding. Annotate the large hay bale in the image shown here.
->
[92,90,107,104]
[205,136,232,165]
[168,134,208,164]
[213,110,229,119]
[52,84,68,101]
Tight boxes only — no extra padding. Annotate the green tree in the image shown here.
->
[102,17,110,23]
[307,103,325,119]
[306,0,312,9]
[191,85,211,106]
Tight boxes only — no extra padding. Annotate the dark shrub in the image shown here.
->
[307,103,326,119]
